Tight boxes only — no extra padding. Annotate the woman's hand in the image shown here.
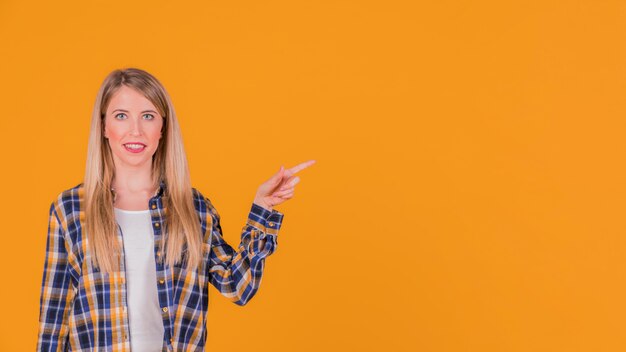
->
[253,160,316,211]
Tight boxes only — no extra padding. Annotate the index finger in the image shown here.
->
[288,159,316,175]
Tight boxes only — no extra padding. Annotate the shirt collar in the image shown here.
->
[155,179,167,198]
[108,179,167,200]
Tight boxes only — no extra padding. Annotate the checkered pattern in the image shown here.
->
[37,181,284,351]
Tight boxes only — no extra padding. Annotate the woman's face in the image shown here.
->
[103,85,164,169]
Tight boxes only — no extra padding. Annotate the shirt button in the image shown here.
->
[162,307,168,313]
[159,279,165,284]
[151,204,157,209]
[157,251,162,257]
[154,222,160,228]
[269,221,275,227]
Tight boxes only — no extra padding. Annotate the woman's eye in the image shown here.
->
[143,114,155,120]
[115,113,126,119]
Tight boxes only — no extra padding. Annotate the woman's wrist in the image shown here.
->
[253,198,273,212]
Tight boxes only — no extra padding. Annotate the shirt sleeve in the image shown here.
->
[37,201,75,351]
[204,197,284,306]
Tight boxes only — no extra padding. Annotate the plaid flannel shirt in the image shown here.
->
[37,181,284,351]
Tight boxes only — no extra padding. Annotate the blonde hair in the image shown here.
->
[84,67,202,274]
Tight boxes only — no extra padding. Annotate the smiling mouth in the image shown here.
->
[123,143,146,152]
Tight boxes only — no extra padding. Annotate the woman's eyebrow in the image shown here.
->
[111,109,158,114]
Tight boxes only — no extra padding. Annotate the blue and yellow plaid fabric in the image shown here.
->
[37,181,284,351]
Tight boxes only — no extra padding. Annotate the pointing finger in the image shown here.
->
[288,159,316,175]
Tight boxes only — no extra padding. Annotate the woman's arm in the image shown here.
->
[204,197,284,306]
[36,202,75,351]
[204,160,313,305]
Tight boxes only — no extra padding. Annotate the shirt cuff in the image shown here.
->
[247,203,284,236]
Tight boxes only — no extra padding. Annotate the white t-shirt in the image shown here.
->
[115,207,165,352]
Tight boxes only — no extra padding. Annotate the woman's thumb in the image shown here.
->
[271,166,284,184]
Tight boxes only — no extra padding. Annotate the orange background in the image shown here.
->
[1,0,625,351]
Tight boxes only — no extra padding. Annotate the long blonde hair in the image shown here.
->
[84,67,202,274]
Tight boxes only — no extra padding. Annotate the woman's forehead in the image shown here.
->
[108,85,158,112]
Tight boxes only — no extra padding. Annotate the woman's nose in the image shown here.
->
[129,118,142,136]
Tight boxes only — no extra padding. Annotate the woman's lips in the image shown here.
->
[123,143,146,153]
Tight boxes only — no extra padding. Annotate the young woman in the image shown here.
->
[36,67,315,351]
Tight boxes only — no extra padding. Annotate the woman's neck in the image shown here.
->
[112,162,154,194]
[111,163,157,210]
